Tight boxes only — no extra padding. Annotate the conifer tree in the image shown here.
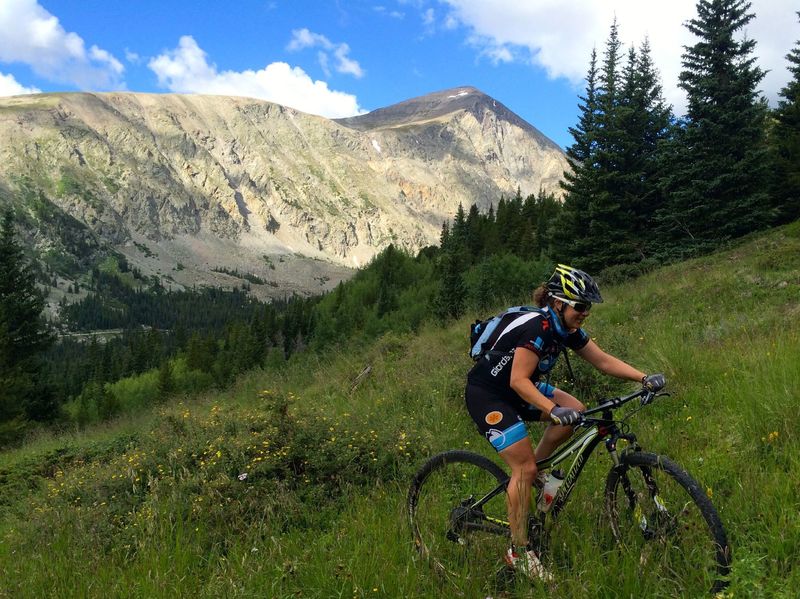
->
[585,19,630,269]
[559,48,600,262]
[0,209,55,430]
[433,247,465,322]
[465,203,483,262]
[450,203,468,251]
[157,359,174,400]
[439,221,450,249]
[561,20,630,270]
[618,39,673,258]
[769,13,800,224]
[375,244,399,317]
[658,0,770,251]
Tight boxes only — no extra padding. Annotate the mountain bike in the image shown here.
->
[407,387,731,595]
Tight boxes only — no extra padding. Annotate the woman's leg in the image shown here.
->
[534,387,585,461]
[498,437,538,548]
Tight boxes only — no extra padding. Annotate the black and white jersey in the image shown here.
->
[467,306,589,400]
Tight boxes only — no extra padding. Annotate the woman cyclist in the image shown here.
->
[464,264,665,581]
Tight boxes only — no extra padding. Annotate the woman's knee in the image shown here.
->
[510,459,538,482]
[501,441,538,481]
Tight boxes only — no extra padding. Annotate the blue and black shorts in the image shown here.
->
[464,382,555,452]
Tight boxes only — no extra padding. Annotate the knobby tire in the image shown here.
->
[407,450,510,586]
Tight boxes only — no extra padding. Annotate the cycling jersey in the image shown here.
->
[465,306,590,452]
[467,306,589,399]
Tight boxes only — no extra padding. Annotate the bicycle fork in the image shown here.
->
[608,434,672,540]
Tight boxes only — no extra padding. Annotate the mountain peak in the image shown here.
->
[334,86,557,149]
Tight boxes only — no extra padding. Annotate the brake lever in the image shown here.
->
[640,390,670,406]
[640,390,656,406]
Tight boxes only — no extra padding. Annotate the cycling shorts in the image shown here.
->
[464,382,555,452]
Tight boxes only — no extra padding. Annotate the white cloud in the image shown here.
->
[287,28,329,52]
[125,49,142,64]
[443,14,459,30]
[0,0,124,89]
[439,0,800,114]
[148,36,364,118]
[287,28,365,78]
[0,71,41,96]
[332,44,363,77]
[374,5,405,19]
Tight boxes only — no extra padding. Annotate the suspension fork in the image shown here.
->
[606,428,661,522]
[605,424,641,468]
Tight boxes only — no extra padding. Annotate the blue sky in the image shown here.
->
[1,0,798,149]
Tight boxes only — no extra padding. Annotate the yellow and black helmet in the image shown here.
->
[546,264,603,303]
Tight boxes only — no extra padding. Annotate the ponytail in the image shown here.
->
[532,284,550,308]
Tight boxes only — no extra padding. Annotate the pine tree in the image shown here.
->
[559,47,600,262]
[375,244,399,318]
[769,12,800,224]
[439,221,450,249]
[561,20,630,271]
[658,0,770,252]
[585,20,630,270]
[433,247,465,322]
[157,359,174,400]
[0,209,56,429]
[617,38,673,258]
[464,203,483,262]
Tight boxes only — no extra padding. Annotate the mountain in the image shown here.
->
[0,87,569,302]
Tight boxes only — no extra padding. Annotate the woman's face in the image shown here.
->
[557,300,591,330]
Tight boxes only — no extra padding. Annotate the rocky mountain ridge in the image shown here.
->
[0,87,569,300]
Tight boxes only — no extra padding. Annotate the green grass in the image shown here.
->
[1,223,799,597]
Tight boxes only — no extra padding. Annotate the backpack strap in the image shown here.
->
[559,345,576,384]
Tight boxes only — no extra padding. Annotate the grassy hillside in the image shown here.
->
[0,223,798,598]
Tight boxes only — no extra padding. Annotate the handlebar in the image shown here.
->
[580,386,660,419]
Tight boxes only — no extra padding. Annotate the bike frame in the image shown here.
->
[457,388,651,533]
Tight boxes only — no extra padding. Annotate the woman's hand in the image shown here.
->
[642,373,666,391]
[549,406,582,426]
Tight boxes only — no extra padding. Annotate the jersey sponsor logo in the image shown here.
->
[485,411,503,425]
[486,428,505,446]
[490,353,512,376]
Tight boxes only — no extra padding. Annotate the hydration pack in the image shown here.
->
[469,306,577,383]
[469,306,544,361]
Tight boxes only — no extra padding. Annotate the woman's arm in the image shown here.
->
[509,348,557,414]
[576,339,646,382]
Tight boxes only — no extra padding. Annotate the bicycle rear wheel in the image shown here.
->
[605,451,731,595]
[408,450,510,584]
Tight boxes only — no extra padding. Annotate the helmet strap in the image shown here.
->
[558,303,567,325]
[551,297,567,327]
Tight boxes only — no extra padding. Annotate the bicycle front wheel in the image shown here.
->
[605,451,731,595]
[408,450,510,584]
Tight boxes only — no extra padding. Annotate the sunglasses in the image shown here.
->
[559,298,592,313]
